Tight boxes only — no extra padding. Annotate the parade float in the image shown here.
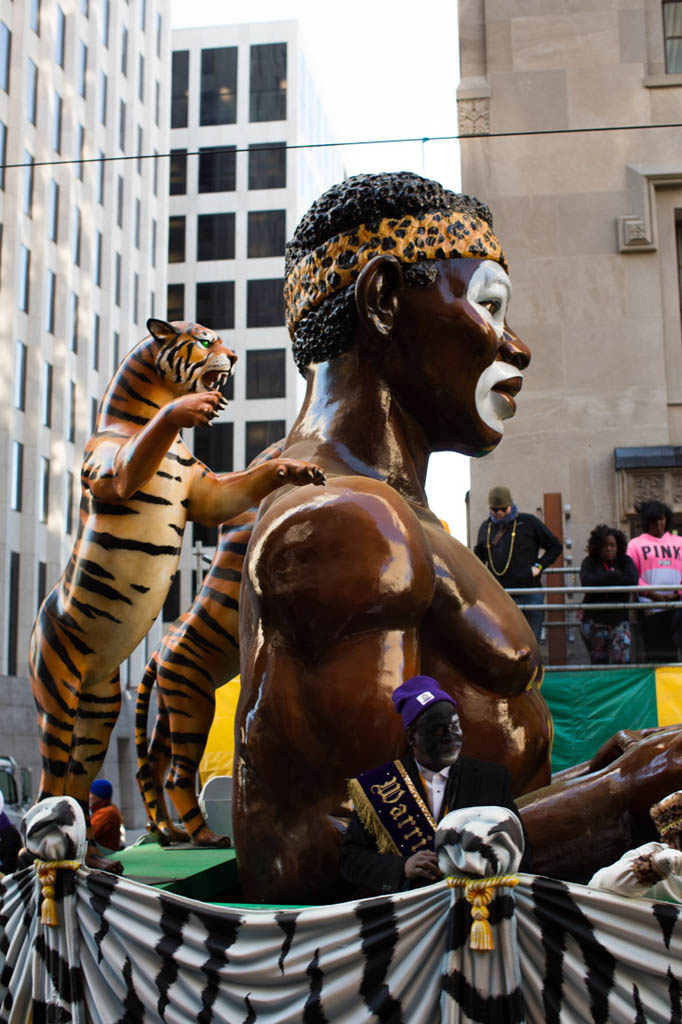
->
[5,172,682,1022]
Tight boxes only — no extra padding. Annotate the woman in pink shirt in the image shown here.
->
[626,501,682,663]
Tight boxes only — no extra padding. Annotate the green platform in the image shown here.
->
[104,840,241,903]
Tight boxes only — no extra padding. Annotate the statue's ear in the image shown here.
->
[147,318,179,343]
[354,254,403,342]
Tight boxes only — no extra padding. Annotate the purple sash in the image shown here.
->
[348,759,437,857]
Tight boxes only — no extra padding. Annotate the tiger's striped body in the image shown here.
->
[135,440,284,846]
[29,319,323,870]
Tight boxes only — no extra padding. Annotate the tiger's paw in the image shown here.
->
[191,826,232,849]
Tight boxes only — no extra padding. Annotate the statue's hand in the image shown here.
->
[652,848,682,879]
[273,459,326,487]
[165,390,227,429]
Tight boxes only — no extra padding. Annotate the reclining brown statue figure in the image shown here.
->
[235,172,682,903]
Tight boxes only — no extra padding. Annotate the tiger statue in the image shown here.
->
[29,319,324,872]
[135,439,284,848]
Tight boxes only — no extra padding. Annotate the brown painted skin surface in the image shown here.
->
[236,256,554,904]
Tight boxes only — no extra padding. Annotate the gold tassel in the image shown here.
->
[36,860,81,928]
[447,875,519,953]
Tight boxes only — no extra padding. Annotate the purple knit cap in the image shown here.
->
[392,675,457,728]
[90,778,113,800]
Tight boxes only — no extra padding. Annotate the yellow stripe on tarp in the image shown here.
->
[199,675,240,783]
[655,666,682,726]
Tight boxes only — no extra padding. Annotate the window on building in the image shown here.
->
[155,80,160,126]
[151,219,157,267]
[68,381,76,442]
[90,396,98,433]
[198,146,236,192]
[248,210,286,258]
[42,360,52,426]
[73,208,81,265]
[249,43,287,122]
[39,456,49,523]
[30,0,41,33]
[200,47,237,125]
[7,553,19,675]
[117,175,123,226]
[140,0,146,31]
[248,142,286,190]
[53,92,62,152]
[11,441,23,511]
[246,278,284,328]
[192,422,234,546]
[170,149,187,195]
[102,0,109,46]
[156,12,162,56]
[135,197,141,247]
[133,272,139,323]
[0,122,6,189]
[246,348,286,399]
[0,23,10,94]
[664,2,682,72]
[162,571,181,621]
[150,290,155,315]
[82,0,88,16]
[168,216,185,263]
[45,269,56,333]
[93,312,100,368]
[94,230,102,285]
[137,125,143,173]
[65,472,74,534]
[167,283,184,321]
[121,24,128,75]
[138,54,145,101]
[38,562,47,612]
[27,60,38,124]
[76,123,84,180]
[153,148,158,195]
[15,340,26,410]
[99,71,107,124]
[171,50,189,128]
[97,150,105,203]
[196,281,234,328]
[23,152,34,216]
[18,246,30,312]
[113,331,120,371]
[78,41,87,97]
[56,7,65,67]
[197,213,235,261]
[119,100,126,150]
[114,252,121,306]
[46,181,58,242]
[245,420,285,466]
[70,292,78,351]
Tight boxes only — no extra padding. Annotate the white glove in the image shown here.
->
[652,848,682,879]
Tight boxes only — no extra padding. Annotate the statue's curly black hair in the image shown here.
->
[586,524,628,560]
[286,172,495,375]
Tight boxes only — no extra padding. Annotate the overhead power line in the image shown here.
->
[2,120,681,172]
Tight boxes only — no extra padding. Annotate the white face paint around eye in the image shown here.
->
[468,261,522,436]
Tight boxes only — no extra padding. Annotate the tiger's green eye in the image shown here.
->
[198,338,214,349]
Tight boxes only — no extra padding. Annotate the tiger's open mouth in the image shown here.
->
[201,367,234,391]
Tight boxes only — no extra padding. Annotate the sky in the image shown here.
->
[170,0,471,540]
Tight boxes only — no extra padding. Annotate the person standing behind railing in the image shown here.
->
[626,501,682,664]
[579,525,638,664]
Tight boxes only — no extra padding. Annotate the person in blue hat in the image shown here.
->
[339,675,531,894]
[89,778,124,852]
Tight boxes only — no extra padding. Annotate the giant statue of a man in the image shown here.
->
[234,172,552,904]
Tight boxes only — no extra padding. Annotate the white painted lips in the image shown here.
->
[475,362,524,435]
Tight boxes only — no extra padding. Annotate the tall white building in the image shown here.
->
[167,20,344,614]
[0,0,169,812]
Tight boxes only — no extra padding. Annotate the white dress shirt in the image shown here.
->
[415,761,451,821]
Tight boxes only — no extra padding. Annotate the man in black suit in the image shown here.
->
[339,675,532,894]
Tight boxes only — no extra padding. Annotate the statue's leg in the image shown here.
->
[68,669,124,873]
[30,619,80,803]
[164,688,230,847]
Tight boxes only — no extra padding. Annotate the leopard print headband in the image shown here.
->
[284,210,507,336]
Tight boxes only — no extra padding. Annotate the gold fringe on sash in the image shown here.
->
[347,779,401,856]
[447,875,519,952]
[36,860,81,926]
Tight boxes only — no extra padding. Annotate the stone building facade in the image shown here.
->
[458,0,682,559]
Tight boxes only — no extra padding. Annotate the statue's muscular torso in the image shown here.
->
[236,472,552,903]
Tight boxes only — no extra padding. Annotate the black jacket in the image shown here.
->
[474,512,563,589]
[580,555,638,626]
[339,753,532,895]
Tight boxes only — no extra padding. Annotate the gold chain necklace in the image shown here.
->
[486,518,517,577]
